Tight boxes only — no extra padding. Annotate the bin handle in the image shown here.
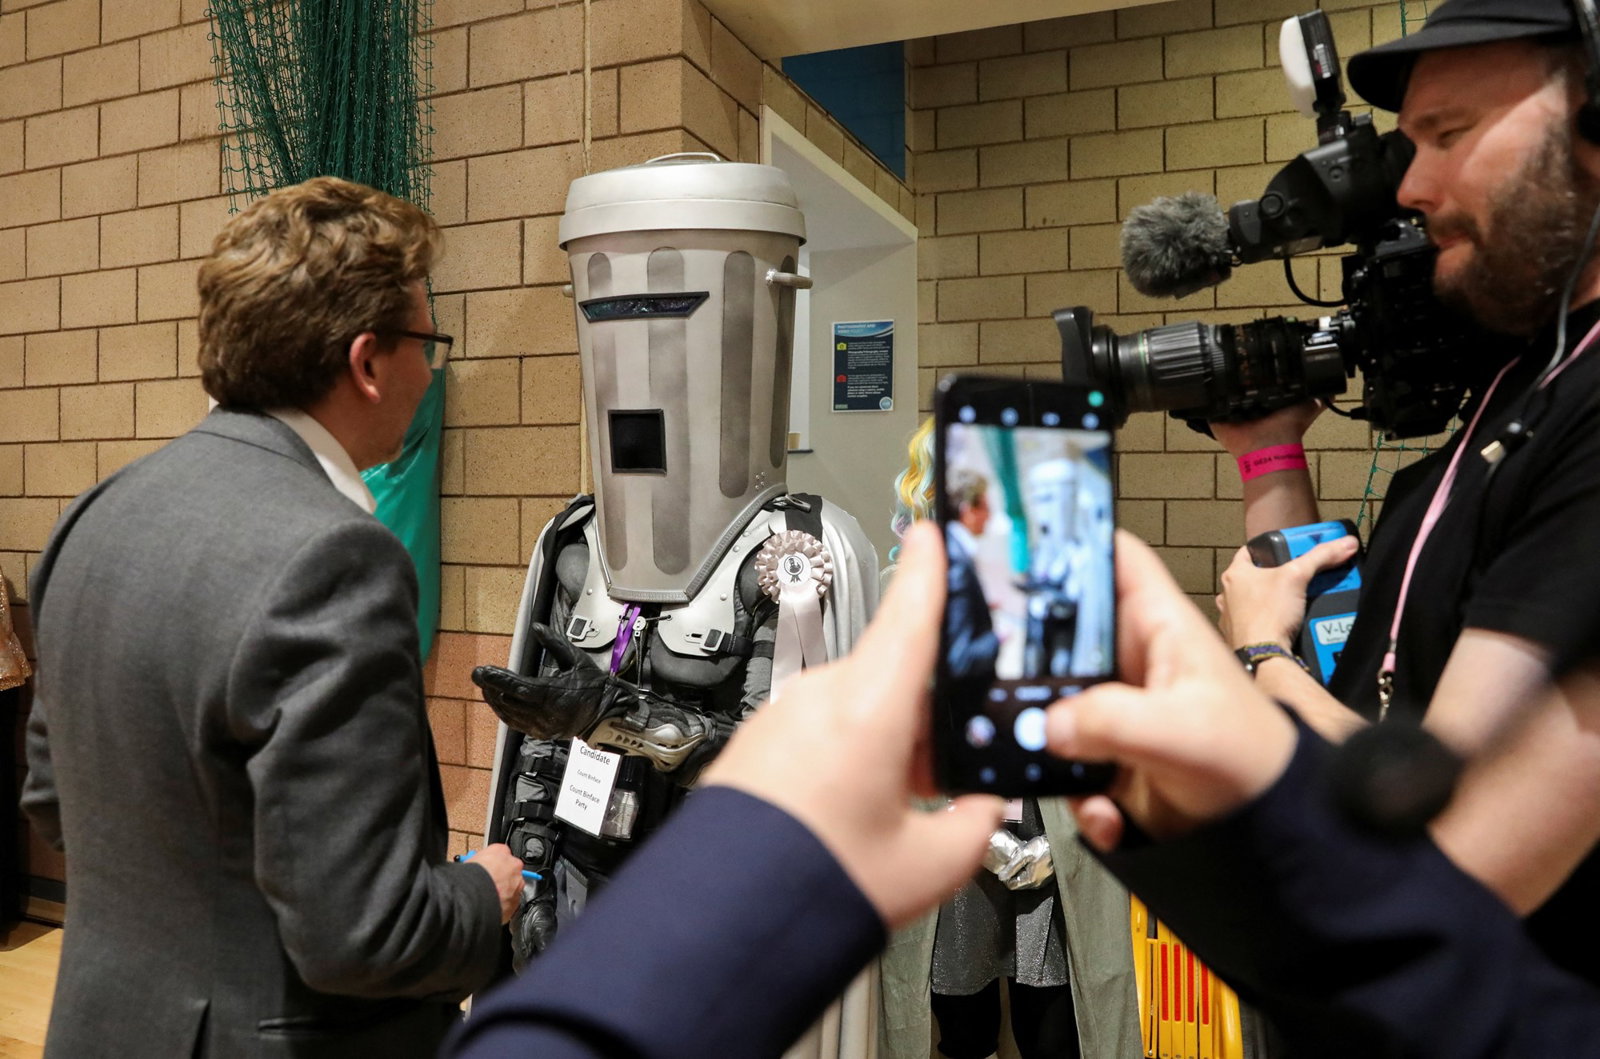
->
[645,152,724,165]
[766,269,813,290]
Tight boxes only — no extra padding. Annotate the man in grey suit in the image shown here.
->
[944,468,999,683]
[20,176,523,1058]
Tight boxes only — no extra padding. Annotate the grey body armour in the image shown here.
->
[495,497,838,966]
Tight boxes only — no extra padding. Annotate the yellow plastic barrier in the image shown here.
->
[1130,897,1244,1059]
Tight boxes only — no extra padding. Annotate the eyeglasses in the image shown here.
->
[384,329,454,370]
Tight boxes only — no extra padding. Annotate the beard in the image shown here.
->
[1431,123,1600,336]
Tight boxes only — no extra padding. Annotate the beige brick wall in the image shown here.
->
[2,0,915,877]
[4,0,1414,885]
[1,1,218,562]
[909,0,1407,613]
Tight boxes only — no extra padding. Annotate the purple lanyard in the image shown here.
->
[610,605,643,674]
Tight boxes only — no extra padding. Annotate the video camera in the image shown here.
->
[1058,11,1493,439]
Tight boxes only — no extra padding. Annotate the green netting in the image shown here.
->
[1399,1,1432,36]
[207,0,446,659]
[210,0,434,208]
[1353,420,1457,535]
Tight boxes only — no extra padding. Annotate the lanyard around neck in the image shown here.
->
[1376,317,1600,720]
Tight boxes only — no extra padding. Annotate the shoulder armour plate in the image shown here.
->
[564,519,628,651]
[655,509,776,658]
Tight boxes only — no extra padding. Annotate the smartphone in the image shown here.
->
[932,374,1118,796]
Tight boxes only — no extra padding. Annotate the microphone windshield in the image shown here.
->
[1121,191,1233,298]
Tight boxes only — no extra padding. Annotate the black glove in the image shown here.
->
[474,624,734,781]
[472,624,627,740]
[502,743,564,969]
[511,885,558,969]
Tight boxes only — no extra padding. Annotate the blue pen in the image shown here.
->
[455,849,542,881]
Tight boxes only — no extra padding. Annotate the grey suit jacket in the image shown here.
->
[21,409,501,1059]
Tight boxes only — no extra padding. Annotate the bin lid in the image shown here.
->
[560,153,807,246]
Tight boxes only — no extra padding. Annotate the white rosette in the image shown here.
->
[754,529,833,697]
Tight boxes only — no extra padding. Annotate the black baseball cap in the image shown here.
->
[1347,0,1580,112]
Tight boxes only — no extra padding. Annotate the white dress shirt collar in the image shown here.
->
[947,519,979,557]
[265,408,377,515]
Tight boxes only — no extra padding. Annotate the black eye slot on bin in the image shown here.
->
[580,292,709,322]
[609,410,667,474]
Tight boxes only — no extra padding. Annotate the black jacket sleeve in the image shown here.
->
[1097,717,1600,1058]
[447,785,886,1059]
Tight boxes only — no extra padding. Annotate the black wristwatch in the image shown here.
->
[1234,643,1309,676]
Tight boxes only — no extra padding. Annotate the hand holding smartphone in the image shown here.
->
[933,374,1118,796]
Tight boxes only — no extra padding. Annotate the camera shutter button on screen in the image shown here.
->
[1015,708,1049,752]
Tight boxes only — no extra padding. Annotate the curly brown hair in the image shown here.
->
[197,176,441,409]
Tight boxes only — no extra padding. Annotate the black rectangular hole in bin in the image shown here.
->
[609,410,667,474]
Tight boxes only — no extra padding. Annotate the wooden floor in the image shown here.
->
[0,921,58,1058]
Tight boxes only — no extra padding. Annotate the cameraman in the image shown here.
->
[1213,0,1600,988]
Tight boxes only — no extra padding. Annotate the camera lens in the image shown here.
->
[1059,306,1348,425]
[1119,321,1228,413]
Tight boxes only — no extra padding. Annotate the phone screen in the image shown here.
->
[933,375,1117,796]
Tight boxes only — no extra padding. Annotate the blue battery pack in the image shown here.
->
[1245,519,1362,687]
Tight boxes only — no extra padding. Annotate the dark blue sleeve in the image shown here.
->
[445,785,885,1059]
[1096,717,1600,1058]
[945,554,998,679]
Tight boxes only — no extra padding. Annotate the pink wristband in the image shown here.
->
[1237,443,1307,482]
